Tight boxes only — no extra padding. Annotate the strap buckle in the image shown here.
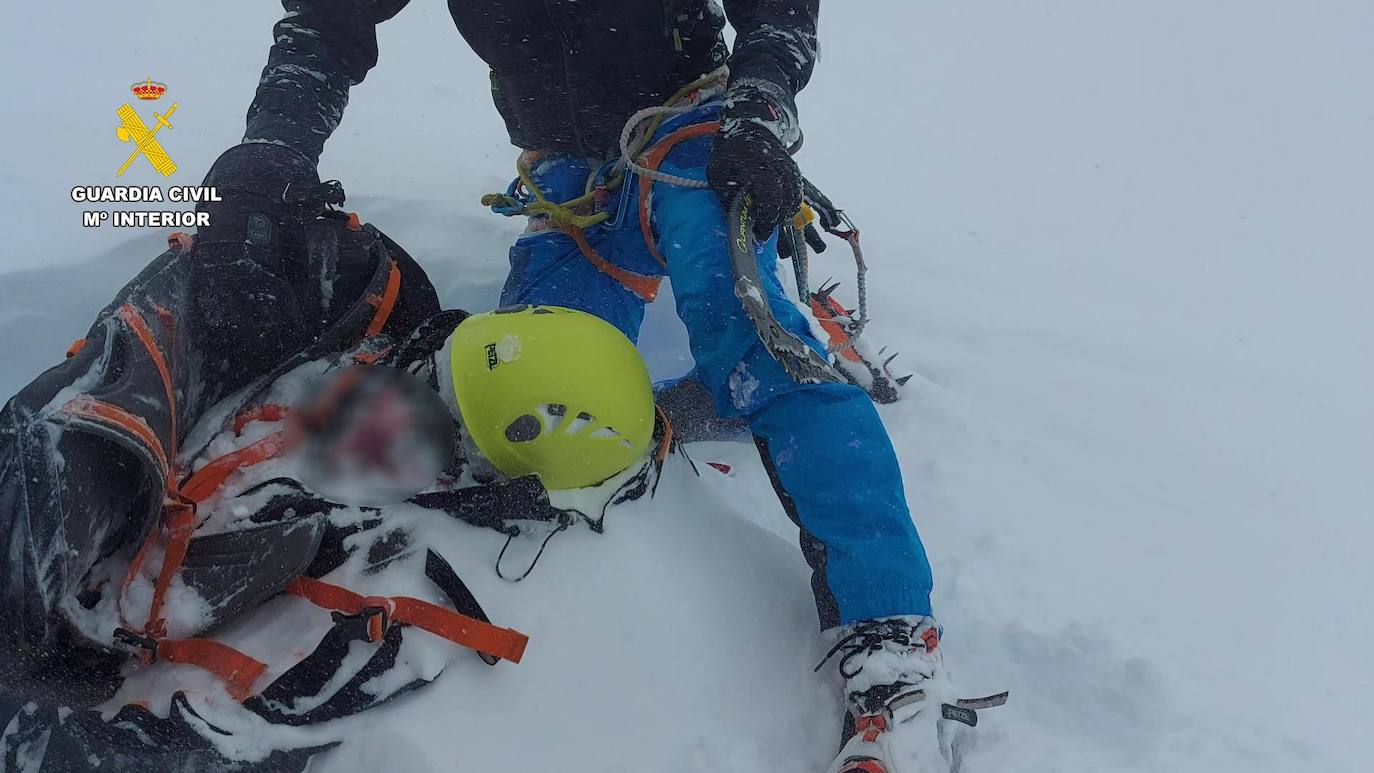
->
[331,597,397,643]
[113,627,159,664]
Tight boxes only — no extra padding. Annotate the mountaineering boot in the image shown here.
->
[820,616,955,773]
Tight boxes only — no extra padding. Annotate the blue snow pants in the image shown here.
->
[499,106,933,628]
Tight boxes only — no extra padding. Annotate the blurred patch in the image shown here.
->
[288,365,454,506]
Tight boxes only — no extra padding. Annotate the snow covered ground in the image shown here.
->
[3,2,1372,771]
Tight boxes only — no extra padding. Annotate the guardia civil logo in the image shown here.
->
[115,78,179,177]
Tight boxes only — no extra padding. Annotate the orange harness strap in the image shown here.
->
[560,225,662,303]
[286,576,529,664]
[636,121,721,268]
[548,121,719,301]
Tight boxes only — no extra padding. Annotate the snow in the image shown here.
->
[728,361,761,409]
[493,333,521,364]
[3,1,1373,772]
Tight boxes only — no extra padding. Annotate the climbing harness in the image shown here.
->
[480,68,907,400]
[480,68,728,302]
[481,67,727,228]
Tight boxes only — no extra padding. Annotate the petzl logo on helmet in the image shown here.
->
[485,343,500,370]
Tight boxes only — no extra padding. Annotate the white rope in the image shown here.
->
[615,67,727,190]
[617,104,713,189]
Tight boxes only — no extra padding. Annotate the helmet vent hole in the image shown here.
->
[590,427,619,440]
[565,411,594,434]
[538,403,567,433]
[504,414,543,443]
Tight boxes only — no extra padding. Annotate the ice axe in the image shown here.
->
[731,188,913,404]
[727,191,843,386]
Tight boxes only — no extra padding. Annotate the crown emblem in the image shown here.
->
[131,78,168,101]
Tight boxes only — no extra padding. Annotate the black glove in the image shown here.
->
[195,143,341,276]
[707,81,804,240]
[190,143,341,385]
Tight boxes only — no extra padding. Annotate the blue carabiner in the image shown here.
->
[596,159,637,231]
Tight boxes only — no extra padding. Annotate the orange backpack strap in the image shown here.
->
[232,403,289,435]
[117,304,179,447]
[113,629,269,702]
[364,260,402,336]
[158,639,268,701]
[113,496,268,703]
[143,499,197,630]
[178,431,288,504]
[102,306,280,701]
[115,496,268,702]
[285,576,529,664]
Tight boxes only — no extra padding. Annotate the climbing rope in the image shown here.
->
[481,67,728,224]
[479,66,879,368]
[617,103,714,190]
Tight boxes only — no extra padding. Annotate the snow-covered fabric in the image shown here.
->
[0,218,475,771]
[498,104,934,627]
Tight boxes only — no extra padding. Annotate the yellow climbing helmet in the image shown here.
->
[447,305,655,490]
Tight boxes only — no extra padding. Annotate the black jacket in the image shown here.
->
[244,0,819,159]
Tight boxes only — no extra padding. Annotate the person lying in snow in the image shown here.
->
[227,2,1004,770]
[0,166,1003,773]
[0,181,675,770]
[3,4,1009,768]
